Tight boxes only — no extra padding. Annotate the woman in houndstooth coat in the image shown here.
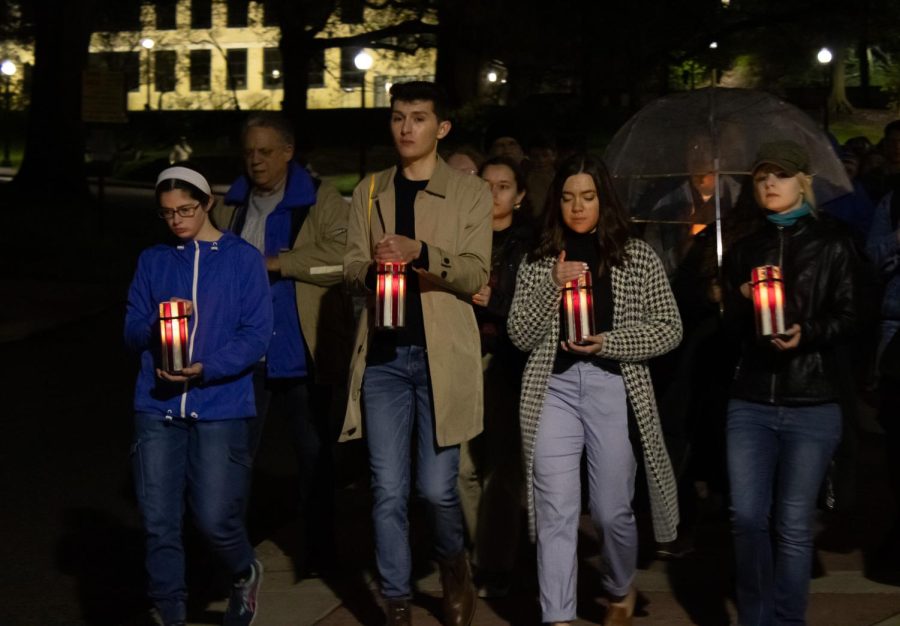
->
[507,154,681,626]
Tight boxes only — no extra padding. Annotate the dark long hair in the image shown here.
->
[528,154,631,269]
[479,154,531,216]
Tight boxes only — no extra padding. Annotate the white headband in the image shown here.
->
[156,166,212,196]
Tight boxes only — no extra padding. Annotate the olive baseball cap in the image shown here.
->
[751,140,810,175]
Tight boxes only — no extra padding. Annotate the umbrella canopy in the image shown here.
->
[604,87,852,214]
[603,87,853,270]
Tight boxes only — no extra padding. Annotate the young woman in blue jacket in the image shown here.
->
[124,165,273,626]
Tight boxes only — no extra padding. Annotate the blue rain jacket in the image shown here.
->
[124,231,273,421]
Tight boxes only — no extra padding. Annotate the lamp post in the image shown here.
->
[140,37,155,111]
[817,47,833,132]
[354,50,373,182]
[1,59,15,168]
[270,69,281,109]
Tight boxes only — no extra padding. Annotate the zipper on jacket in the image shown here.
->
[770,226,785,403]
[180,241,201,419]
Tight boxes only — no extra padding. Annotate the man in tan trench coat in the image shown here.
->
[342,82,492,626]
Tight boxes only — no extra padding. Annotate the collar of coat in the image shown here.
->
[223,160,317,209]
[373,155,453,199]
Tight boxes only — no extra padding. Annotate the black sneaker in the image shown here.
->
[224,559,263,626]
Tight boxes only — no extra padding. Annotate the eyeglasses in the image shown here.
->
[158,204,200,220]
[753,171,795,183]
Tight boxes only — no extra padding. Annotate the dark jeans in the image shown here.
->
[727,399,842,626]
[249,364,337,564]
[131,414,255,625]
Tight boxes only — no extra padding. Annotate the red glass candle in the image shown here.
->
[563,270,595,345]
[376,262,406,329]
[750,265,787,339]
[159,300,190,373]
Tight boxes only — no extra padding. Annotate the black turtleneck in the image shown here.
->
[553,229,619,374]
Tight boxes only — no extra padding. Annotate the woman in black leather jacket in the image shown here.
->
[457,155,532,597]
[723,141,858,626]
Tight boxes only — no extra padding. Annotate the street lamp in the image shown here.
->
[817,47,833,132]
[140,37,155,111]
[1,59,16,168]
[354,50,373,181]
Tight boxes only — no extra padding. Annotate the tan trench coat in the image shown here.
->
[340,157,493,447]
[213,178,355,385]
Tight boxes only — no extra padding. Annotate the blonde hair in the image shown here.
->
[753,165,817,213]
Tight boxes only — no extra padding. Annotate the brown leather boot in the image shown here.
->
[603,587,636,626]
[438,552,476,626]
[386,598,411,626]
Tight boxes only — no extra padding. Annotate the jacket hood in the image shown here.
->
[224,161,317,208]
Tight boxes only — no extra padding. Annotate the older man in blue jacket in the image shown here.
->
[214,112,350,576]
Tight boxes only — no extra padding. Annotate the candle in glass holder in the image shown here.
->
[563,270,595,345]
[159,300,190,373]
[750,265,786,339]
[376,262,406,329]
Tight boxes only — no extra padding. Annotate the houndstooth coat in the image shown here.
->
[507,238,682,543]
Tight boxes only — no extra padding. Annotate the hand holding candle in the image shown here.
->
[374,234,422,264]
[157,362,204,382]
[771,324,801,351]
[552,251,589,287]
[560,333,605,354]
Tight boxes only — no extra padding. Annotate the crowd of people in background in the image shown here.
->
[124,81,900,626]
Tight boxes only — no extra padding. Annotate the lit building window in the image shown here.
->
[340,48,363,89]
[226,0,249,27]
[262,0,279,26]
[191,0,212,29]
[155,50,177,92]
[156,0,177,30]
[227,49,248,90]
[308,49,325,88]
[263,48,282,88]
[190,49,211,91]
[340,0,364,24]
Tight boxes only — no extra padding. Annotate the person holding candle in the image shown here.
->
[342,81,492,626]
[124,165,273,626]
[722,140,860,626]
[457,155,532,598]
[507,154,682,626]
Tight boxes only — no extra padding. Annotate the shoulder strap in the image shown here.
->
[366,175,375,225]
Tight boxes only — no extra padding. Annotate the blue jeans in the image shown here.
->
[727,399,842,626]
[363,345,464,599]
[131,414,256,625]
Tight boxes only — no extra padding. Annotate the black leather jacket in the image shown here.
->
[723,214,859,405]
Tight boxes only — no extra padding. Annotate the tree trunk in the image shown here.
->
[828,47,854,116]
[14,0,94,201]
[435,0,482,109]
[279,32,313,148]
[857,38,870,108]
[856,0,871,109]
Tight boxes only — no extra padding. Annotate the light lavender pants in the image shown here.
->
[533,360,637,623]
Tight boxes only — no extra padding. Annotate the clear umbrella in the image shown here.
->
[603,87,853,269]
